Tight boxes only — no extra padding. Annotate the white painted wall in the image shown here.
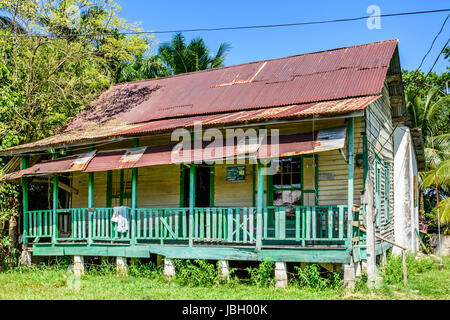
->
[393,127,419,254]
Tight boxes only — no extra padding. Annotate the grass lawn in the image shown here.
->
[0,256,449,300]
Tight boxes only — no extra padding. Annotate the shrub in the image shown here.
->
[128,260,159,278]
[246,259,275,287]
[290,264,341,290]
[174,259,233,287]
[381,252,435,285]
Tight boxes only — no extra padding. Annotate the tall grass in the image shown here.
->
[246,259,275,287]
[290,264,342,290]
[381,252,435,285]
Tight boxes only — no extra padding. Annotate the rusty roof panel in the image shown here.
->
[258,126,346,159]
[1,151,96,180]
[118,147,147,169]
[65,40,397,131]
[116,96,378,136]
[84,150,126,172]
[0,96,377,157]
[2,126,347,179]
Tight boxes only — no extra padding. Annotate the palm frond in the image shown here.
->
[435,197,450,226]
[422,159,450,189]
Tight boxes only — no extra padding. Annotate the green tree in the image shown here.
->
[403,48,450,232]
[0,0,152,148]
[115,56,170,83]
[158,33,230,75]
[406,88,450,169]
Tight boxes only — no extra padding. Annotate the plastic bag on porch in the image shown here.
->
[112,206,129,233]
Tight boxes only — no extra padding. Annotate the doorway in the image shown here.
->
[182,164,212,207]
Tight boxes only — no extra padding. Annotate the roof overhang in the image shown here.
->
[1,126,347,181]
[0,96,378,157]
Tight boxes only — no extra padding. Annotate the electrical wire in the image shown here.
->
[0,8,449,38]
[418,14,450,70]
[425,37,450,78]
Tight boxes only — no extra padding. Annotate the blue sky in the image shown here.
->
[116,0,450,74]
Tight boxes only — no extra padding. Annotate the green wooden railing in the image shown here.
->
[24,205,349,246]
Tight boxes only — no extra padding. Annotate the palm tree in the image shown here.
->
[406,88,450,169]
[407,87,450,231]
[115,56,170,83]
[422,159,450,233]
[158,33,231,75]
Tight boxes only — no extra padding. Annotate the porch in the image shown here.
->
[25,205,355,263]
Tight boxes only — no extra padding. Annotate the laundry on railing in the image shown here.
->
[112,206,129,233]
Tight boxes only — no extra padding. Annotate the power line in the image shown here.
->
[0,8,450,38]
[425,36,450,78]
[418,14,450,70]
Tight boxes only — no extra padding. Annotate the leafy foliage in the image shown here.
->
[246,259,275,287]
[403,50,450,230]
[159,33,230,75]
[290,264,342,290]
[381,252,435,285]
[0,0,152,149]
[173,259,234,287]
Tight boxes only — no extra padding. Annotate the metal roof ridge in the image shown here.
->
[110,39,399,88]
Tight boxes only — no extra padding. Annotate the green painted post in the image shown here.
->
[363,134,368,188]
[209,164,215,207]
[252,164,256,207]
[88,146,94,245]
[21,155,29,245]
[106,171,112,207]
[347,118,354,249]
[256,161,265,250]
[131,138,139,245]
[179,165,185,207]
[189,164,196,247]
[52,153,59,244]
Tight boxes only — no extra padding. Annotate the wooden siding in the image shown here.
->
[317,117,364,206]
[365,84,395,241]
[70,117,369,210]
[137,165,180,208]
[214,163,254,207]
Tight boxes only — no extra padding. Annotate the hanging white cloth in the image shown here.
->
[112,206,129,233]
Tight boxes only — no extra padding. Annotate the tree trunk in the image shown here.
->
[8,215,19,254]
[419,191,424,214]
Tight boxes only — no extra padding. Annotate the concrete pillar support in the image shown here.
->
[275,262,288,289]
[74,255,85,276]
[355,261,362,277]
[218,260,230,281]
[164,258,175,280]
[343,257,356,290]
[116,257,128,276]
[19,249,32,267]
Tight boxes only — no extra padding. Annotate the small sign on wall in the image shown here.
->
[318,173,335,181]
[226,166,246,181]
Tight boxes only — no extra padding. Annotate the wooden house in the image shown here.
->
[1,39,424,286]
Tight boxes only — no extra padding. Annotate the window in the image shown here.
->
[384,163,391,223]
[107,169,132,207]
[374,157,382,227]
[270,156,317,210]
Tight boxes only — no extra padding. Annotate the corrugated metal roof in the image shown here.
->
[115,96,378,136]
[65,39,397,131]
[1,151,95,180]
[0,39,397,157]
[2,126,347,179]
[0,96,378,156]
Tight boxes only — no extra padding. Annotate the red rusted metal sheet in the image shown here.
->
[257,126,346,159]
[1,151,95,181]
[114,96,379,137]
[66,40,397,131]
[84,147,147,172]
[2,126,347,179]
